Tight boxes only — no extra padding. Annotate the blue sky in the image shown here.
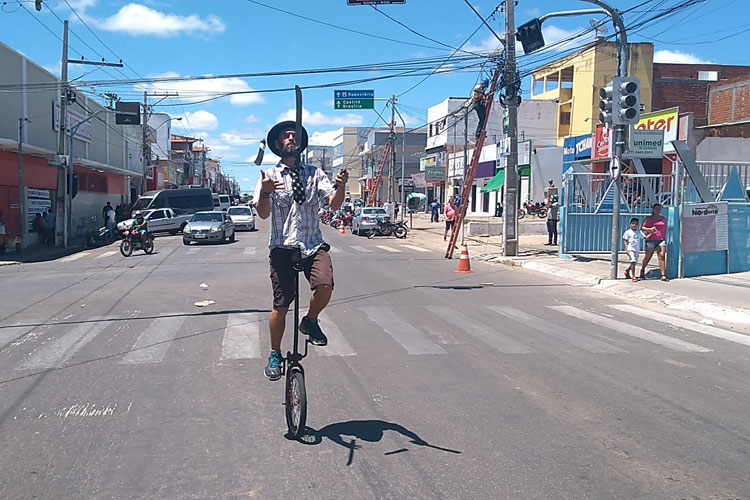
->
[1,0,748,193]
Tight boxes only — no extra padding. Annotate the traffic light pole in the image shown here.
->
[502,0,519,256]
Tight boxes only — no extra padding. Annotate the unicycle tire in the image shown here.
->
[285,368,307,438]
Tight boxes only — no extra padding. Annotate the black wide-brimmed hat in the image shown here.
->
[266,120,309,157]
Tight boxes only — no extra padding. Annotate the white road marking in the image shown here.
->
[399,245,430,253]
[549,306,712,353]
[95,250,118,259]
[0,325,34,351]
[243,247,256,255]
[487,306,626,354]
[18,318,108,370]
[376,245,401,253]
[221,313,261,360]
[317,313,357,357]
[610,304,750,347]
[215,249,229,256]
[60,252,90,262]
[350,245,373,253]
[360,307,444,355]
[186,248,200,255]
[119,316,186,364]
[426,306,535,354]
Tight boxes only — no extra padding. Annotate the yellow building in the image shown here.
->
[531,41,654,145]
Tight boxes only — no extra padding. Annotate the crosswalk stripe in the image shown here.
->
[60,252,90,262]
[360,307,444,355]
[426,306,535,354]
[328,246,341,253]
[350,245,373,253]
[0,325,33,351]
[95,250,118,259]
[549,306,712,353]
[399,244,430,253]
[376,245,401,253]
[221,313,261,360]
[487,306,626,354]
[215,249,229,256]
[609,304,750,347]
[243,247,256,256]
[119,316,186,364]
[317,313,357,356]
[18,318,108,370]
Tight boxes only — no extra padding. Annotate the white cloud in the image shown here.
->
[246,151,281,166]
[241,178,251,183]
[464,35,503,54]
[276,108,363,127]
[309,129,341,147]
[143,71,263,106]
[401,114,422,127]
[176,110,219,131]
[654,49,713,64]
[93,4,225,38]
[541,25,593,52]
[244,114,261,123]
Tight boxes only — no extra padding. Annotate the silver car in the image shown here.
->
[227,206,256,231]
[351,207,389,236]
[183,211,235,245]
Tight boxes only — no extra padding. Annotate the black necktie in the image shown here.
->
[287,167,305,205]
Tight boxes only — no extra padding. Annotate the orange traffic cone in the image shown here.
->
[338,220,346,235]
[455,244,473,273]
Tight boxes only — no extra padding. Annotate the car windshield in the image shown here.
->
[228,208,252,216]
[363,208,387,215]
[132,197,153,211]
[191,213,223,222]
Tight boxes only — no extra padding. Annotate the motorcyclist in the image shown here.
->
[130,211,149,246]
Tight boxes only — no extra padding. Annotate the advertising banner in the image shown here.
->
[518,140,532,166]
[563,134,592,168]
[635,107,678,152]
[625,129,665,158]
[594,124,611,160]
[681,202,729,254]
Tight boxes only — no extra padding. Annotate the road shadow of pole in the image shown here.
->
[289,420,461,465]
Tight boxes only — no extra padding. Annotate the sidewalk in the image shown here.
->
[0,239,87,266]
[401,212,750,325]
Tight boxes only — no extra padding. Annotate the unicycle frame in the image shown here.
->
[284,249,308,438]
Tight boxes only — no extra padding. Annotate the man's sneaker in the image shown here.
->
[299,316,328,346]
[264,351,282,381]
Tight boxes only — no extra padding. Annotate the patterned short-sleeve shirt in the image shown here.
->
[254,161,336,257]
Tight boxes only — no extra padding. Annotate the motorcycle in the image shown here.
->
[86,225,113,248]
[523,202,548,219]
[366,219,408,239]
[330,212,353,228]
[120,229,154,257]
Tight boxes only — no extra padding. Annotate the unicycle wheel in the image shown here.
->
[285,367,307,438]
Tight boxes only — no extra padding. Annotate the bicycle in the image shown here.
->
[283,249,309,439]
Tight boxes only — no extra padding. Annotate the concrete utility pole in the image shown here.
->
[55,20,69,248]
[388,94,397,204]
[502,0,519,256]
[142,91,149,194]
[18,118,30,253]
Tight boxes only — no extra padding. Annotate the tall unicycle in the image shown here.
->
[284,248,308,438]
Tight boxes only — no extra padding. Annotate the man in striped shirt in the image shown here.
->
[254,121,349,381]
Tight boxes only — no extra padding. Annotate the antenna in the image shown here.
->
[590,18,608,38]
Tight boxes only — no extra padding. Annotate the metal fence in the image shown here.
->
[694,161,750,201]
[564,172,676,214]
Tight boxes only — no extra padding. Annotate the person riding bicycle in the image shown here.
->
[130,211,149,246]
[254,120,349,381]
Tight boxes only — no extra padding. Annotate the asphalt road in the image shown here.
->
[1,220,749,500]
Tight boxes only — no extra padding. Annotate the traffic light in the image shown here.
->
[35,0,42,11]
[68,173,79,199]
[516,18,545,55]
[599,82,614,126]
[612,77,641,125]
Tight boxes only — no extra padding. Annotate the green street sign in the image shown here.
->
[334,90,374,110]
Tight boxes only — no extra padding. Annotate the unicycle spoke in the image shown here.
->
[285,368,307,438]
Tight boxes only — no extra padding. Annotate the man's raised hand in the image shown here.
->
[260,170,284,194]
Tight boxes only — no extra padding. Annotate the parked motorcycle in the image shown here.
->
[86,226,113,248]
[523,202,548,219]
[366,219,408,239]
[330,212,353,228]
[120,229,154,257]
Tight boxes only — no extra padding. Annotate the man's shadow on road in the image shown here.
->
[291,420,461,465]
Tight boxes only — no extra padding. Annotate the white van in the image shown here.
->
[213,193,231,211]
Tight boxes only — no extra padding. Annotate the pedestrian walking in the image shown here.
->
[102,202,113,224]
[622,217,646,282]
[545,195,560,245]
[253,120,349,381]
[640,203,667,281]
[444,197,457,241]
[430,200,440,223]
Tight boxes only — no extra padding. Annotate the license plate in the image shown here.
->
[195,234,207,239]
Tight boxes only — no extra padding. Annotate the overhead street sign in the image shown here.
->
[334,89,374,110]
[347,0,405,5]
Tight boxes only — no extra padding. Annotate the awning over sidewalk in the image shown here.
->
[480,170,504,193]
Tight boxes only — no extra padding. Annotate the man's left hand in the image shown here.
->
[335,170,349,188]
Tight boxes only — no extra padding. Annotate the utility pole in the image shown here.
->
[463,110,469,244]
[142,91,149,194]
[54,20,69,248]
[502,0,519,256]
[18,118,30,253]
[388,94,397,205]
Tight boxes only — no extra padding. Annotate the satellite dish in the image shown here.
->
[590,18,608,37]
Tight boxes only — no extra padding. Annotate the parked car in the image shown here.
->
[227,206,256,231]
[212,193,231,211]
[117,208,190,235]
[351,207,389,236]
[182,211,235,245]
[131,188,213,218]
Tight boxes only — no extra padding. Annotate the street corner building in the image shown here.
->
[0,41,142,250]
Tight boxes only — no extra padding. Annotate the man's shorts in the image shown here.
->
[269,247,334,310]
[445,220,455,231]
[627,250,639,264]
[645,240,666,250]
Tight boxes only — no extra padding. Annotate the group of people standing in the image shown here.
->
[622,203,669,282]
[31,210,56,245]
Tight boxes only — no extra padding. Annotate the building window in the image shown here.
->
[533,78,544,95]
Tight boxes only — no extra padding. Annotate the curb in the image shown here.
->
[0,260,21,267]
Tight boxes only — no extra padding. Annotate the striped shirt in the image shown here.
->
[254,161,336,257]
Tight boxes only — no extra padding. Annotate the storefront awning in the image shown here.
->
[519,165,531,177]
[480,170,504,193]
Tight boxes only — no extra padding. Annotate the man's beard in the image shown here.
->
[280,142,296,158]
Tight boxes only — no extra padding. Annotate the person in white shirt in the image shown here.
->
[622,217,652,282]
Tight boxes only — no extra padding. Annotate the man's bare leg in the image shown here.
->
[269,307,288,352]
[306,284,332,321]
